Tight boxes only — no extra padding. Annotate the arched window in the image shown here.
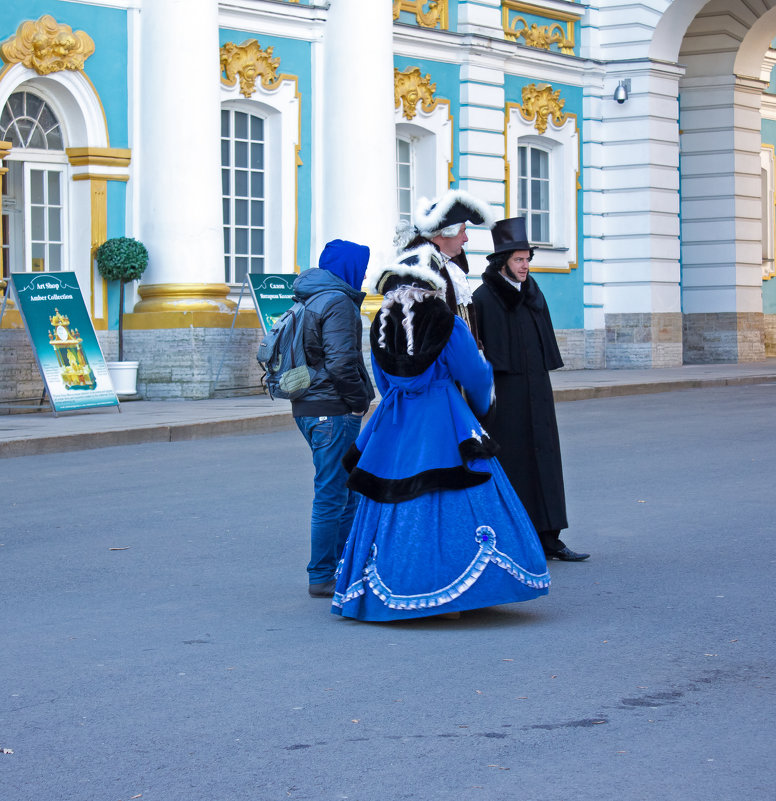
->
[0,90,67,277]
[221,108,266,283]
[518,143,551,244]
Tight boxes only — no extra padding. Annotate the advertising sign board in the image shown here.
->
[10,272,119,413]
[247,273,296,334]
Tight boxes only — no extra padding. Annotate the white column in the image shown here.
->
[135,0,227,309]
[321,0,396,269]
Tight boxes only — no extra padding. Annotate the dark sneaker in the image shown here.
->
[308,579,336,598]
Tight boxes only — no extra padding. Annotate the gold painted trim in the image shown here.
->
[124,310,248,330]
[0,15,95,76]
[220,39,281,98]
[133,283,237,314]
[72,173,129,182]
[501,2,578,55]
[66,147,131,168]
[395,66,438,121]
[393,0,448,29]
[501,0,582,25]
[504,102,579,273]
[519,82,568,135]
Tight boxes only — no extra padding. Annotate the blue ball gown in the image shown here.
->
[332,314,550,621]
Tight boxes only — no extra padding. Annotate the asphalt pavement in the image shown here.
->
[1,382,774,800]
[1,359,776,458]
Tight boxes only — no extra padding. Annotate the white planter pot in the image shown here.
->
[106,361,139,396]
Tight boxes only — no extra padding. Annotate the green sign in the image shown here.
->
[248,273,296,334]
[10,272,119,413]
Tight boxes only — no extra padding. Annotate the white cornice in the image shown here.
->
[219,0,327,41]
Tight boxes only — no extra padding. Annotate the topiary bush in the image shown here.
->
[95,237,149,361]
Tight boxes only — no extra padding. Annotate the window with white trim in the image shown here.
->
[518,144,550,244]
[396,136,414,223]
[0,91,68,277]
[506,107,579,271]
[221,108,266,282]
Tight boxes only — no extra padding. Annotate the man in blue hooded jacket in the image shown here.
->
[292,239,375,598]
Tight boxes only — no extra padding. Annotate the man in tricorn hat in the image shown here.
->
[473,217,590,561]
[395,188,495,343]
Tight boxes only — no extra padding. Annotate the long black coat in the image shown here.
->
[472,265,567,533]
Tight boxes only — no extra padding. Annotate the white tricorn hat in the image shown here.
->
[365,243,447,296]
[414,189,497,238]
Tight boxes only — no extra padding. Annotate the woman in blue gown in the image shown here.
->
[332,244,550,621]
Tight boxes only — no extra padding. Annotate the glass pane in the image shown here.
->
[531,179,542,209]
[28,127,46,149]
[223,227,230,254]
[46,126,63,150]
[224,255,230,283]
[251,256,264,273]
[235,140,248,167]
[221,139,230,166]
[16,119,33,147]
[234,112,248,139]
[31,205,45,238]
[530,147,542,176]
[539,179,549,210]
[39,104,56,132]
[397,139,410,160]
[251,228,264,254]
[235,199,248,226]
[222,198,230,224]
[8,93,23,117]
[26,94,43,118]
[221,109,230,137]
[221,169,230,195]
[32,242,45,264]
[235,169,248,196]
[250,142,263,169]
[48,171,61,204]
[235,256,248,283]
[250,115,264,140]
[48,243,61,270]
[48,208,61,240]
[235,227,248,253]
[537,151,549,179]
[518,177,527,209]
[518,146,527,175]
[251,200,264,226]
[398,188,411,215]
[539,213,550,242]
[398,163,410,187]
[250,171,264,198]
[8,124,23,148]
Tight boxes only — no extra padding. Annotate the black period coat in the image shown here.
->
[472,265,568,533]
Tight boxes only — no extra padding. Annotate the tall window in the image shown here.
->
[0,91,66,277]
[518,144,550,244]
[221,108,265,283]
[396,137,414,223]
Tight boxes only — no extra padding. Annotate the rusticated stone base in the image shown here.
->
[604,313,683,368]
[764,314,776,357]
[683,312,765,363]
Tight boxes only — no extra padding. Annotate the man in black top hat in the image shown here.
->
[395,188,495,344]
[472,216,589,561]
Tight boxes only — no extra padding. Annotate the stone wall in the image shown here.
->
[604,313,683,368]
[683,312,765,363]
[765,314,776,357]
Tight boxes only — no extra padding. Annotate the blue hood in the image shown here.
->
[317,239,370,291]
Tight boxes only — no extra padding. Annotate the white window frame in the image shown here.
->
[396,134,415,223]
[761,145,775,280]
[517,142,551,245]
[220,76,300,280]
[506,107,578,271]
[22,160,68,273]
[394,99,453,211]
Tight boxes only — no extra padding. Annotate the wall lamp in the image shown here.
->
[613,79,631,104]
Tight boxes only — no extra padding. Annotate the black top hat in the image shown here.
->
[487,216,531,258]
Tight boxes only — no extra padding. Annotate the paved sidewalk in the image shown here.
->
[1,359,775,458]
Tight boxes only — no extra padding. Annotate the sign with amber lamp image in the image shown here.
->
[9,272,119,414]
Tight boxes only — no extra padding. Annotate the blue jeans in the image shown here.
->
[295,413,363,584]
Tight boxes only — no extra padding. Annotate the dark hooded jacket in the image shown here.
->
[291,240,375,417]
[472,264,567,532]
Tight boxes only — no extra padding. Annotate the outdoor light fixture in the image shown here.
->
[613,79,630,104]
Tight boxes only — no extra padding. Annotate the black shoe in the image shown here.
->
[308,579,336,598]
[545,546,590,562]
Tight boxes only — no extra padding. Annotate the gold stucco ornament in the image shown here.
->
[393,1,447,29]
[0,14,94,75]
[519,83,568,135]
[220,39,280,98]
[394,66,437,121]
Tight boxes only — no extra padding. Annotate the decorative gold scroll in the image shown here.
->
[519,83,567,134]
[0,15,95,75]
[220,39,281,98]
[393,0,448,30]
[508,19,573,53]
[394,67,437,121]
